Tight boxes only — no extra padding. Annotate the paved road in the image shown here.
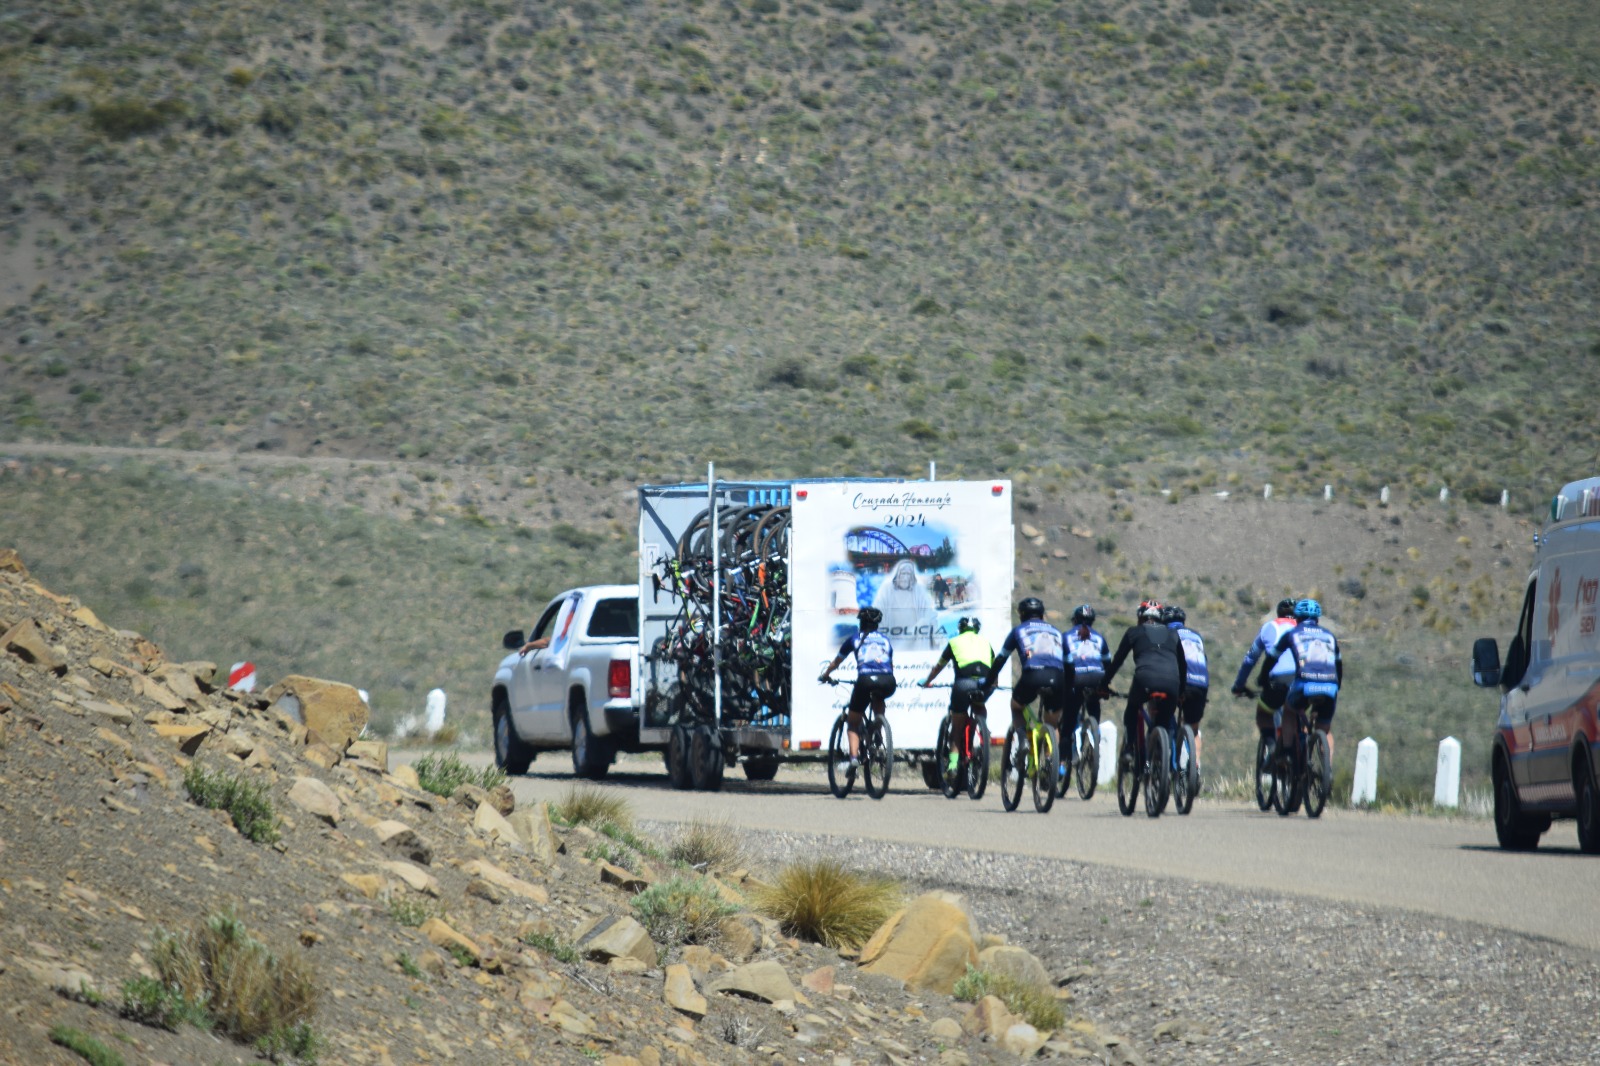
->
[437,751,1600,954]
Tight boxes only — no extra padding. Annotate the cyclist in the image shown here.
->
[1162,604,1210,766]
[817,606,895,773]
[1231,598,1298,770]
[985,597,1070,747]
[919,617,996,775]
[1063,604,1110,773]
[1262,598,1343,760]
[1102,600,1187,765]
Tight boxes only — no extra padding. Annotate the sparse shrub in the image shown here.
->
[550,523,603,550]
[396,953,425,979]
[898,419,940,442]
[753,859,899,949]
[631,876,739,947]
[183,764,280,844]
[256,1022,325,1064]
[48,1026,125,1066]
[522,930,579,963]
[953,965,1065,1031]
[388,896,441,928]
[666,817,744,872]
[411,752,505,797]
[553,785,632,829]
[148,911,318,1048]
[121,975,211,1031]
[88,97,185,139]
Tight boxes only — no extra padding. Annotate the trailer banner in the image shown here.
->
[791,481,1015,751]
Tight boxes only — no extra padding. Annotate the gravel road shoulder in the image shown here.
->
[664,823,1600,1066]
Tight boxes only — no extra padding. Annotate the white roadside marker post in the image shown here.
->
[1434,736,1461,808]
[1352,736,1379,805]
[1098,719,1117,785]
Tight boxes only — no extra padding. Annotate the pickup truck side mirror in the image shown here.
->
[1471,637,1501,688]
[503,629,526,651]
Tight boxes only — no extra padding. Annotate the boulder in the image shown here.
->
[860,891,980,995]
[70,606,113,633]
[138,675,189,711]
[508,803,559,864]
[153,722,211,755]
[1002,1023,1048,1057]
[347,740,389,772]
[288,776,341,826]
[599,862,650,893]
[708,960,797,1005]
[962,995,1019,1039]
[84,699,134,726]
[717,914,763,961]
[420,918,482,963]
[341,872,387,900]
[390,764,422,790]
[378,860,441,897]
[260,675,369,750]
[0,548,27,575]
[1,619,65,675]
[461,859,549,904]
[472,802,522,846]
[978,945,1053,993]
[154,664,203,702]
[574,914,658,967]
[547,999,595,1035]
[664,964,707,1018]
[373,819,433,865]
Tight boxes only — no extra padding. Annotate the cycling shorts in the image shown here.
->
[1124,682,1178,736]
[1012,667,1066,711]
[949,676,988,715]
[1259,677,1290,711]
[849,673,896,716]
[1180,687,1208,726]
[1285,681,1337,723]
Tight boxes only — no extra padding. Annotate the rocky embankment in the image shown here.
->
[0,549,1137,1066]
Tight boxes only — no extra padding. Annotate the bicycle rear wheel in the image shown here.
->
[1304,730,1332,818]
[1254,733,1274,811]
[863,715,893,800]
[1032,726,1059,813]
[1116,738,1139,817]
[1174,724,1199,815]
[1144,726,1170,817]
[1075,718,1099,801]
[936,717,961,799]
[1000,726,1025,812]
[966,717,991,801]
[826,714,854,799]
[1272,741,1301,816]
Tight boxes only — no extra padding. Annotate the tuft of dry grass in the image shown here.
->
[752,859,900,950]
[151,910,318,1046]
[552,785,633,830]
[666,817,745,873]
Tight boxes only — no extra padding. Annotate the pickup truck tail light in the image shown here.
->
[607,660,631,699]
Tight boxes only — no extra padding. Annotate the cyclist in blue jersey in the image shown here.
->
[1262,598,1343,760]
[1231,598,1298,766]
[818,606,895,771]
[1163,604,1210,766]
[985,597,1070,741]
[1063,604,1110,770]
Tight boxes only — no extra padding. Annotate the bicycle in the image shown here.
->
[820,677,893,800]
[1236,687,1282,812]
[1271,694,1333,818]
[1054,705,1100,801]
[932,684,992,801]
[1000,702,1060,814]
[1112,689,1191,817]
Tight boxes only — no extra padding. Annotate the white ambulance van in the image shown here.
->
[1472,476,1600,852]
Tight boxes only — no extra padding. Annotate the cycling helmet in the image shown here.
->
[1138,600,1164,623]
[1018,597,1045,621]
[958,616,981,634]
[1276,598,1296,617]
[1071,604,1096,626]
[1163,604,1186,625]
[857,606,883,629]
[1293,598,1322,622]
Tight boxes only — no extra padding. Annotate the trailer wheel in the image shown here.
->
[920,760,942,790]
[690,724,725,792]
[666,723,694,790]
[742,752,779,781]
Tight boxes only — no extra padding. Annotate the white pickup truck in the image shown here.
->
[491,584,640,779]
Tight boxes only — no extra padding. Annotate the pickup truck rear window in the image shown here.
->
[588,598,638,638]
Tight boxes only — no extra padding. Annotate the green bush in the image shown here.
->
[953,965,1065,1031]
[120,975,211,1031]
[88,97,185,139]
[48,1026,125,1066]
[150,911,319,1046]
[182,764,280,844]
[522,930,579,963]
[411,752,506,797]
[631,876,739,947]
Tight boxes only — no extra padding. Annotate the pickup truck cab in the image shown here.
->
[1472,477,1600,853]
[492,585,639,779]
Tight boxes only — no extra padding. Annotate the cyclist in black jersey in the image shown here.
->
[1102,600,1188,745]
[818,606,895,770]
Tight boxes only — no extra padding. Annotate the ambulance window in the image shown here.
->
[1502,580,1536,689]
[1517,581,1536,647]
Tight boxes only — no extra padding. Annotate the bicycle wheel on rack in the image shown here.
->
[826,714,854,799]
[1075,718,1099,801]
[1174,724,1199,815]
[1304,730,1332,819]
[863,715,893,800]
[936,717,961,799]
[1144,725,1170,817]
[967,717,991,801]
[1032,726,1060,813]
[1116,738,1139,816]
[1000,726,1025,812]
[1254,733,1274,811]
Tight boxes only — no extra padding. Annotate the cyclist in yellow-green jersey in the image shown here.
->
[919,618,995,773]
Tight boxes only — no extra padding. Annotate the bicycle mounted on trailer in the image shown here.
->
[920,617,995,779]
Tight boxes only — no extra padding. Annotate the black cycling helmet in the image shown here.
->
[957,616,980,634]
[1163,604,1186,625]
[1276,598,1296,617]
[1071,604,1096,626]
[857,606,883,629]
[1018,597,1045,621]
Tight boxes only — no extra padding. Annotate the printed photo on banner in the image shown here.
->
[827,519,979,652]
